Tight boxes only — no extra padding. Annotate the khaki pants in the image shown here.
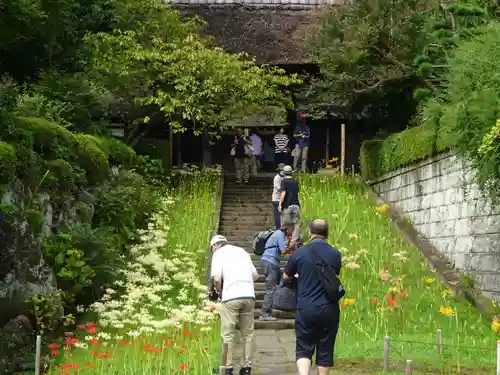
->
[293,145,309,172]
[234,157,250,182]
[219,298,255,369]
[282,204,301,244]
[250,155,260,177]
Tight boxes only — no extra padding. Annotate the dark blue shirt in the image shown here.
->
[284,239,342,308]
[280,177,300,209]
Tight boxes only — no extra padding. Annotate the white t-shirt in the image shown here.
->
[250,135,262,156]
[272,173,284,202]
[210,244,257,302]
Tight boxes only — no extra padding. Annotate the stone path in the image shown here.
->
[219,174,298,373]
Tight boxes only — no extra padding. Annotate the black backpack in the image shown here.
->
[307,244,345,302]
[252,230,275,256]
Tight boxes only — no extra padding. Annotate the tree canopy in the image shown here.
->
[303,0,499,127]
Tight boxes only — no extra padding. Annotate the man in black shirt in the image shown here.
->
[279,165,301,247]
[232,128,252,183]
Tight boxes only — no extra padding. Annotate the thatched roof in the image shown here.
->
[178,5,329,64]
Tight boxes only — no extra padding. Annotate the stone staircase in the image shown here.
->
[219,174,295,330]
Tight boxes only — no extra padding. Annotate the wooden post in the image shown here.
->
[383,336,390,372]
[325,126,330,168]
[406,360,413,375]
[496,340,500,375]
[340,123,345,175]
[436,329,443,355]
[35,335,41,375]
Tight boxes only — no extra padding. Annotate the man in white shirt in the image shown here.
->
[272,163,285,229]
[210,235,259,375]
[249,129,262,177]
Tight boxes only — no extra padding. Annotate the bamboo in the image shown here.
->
[340,123,345,175]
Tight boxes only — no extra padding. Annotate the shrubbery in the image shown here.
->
[360,21,500,204]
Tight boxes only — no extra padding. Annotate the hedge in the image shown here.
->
[359,121,439,181]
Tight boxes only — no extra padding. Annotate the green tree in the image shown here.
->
[83,0,300,144]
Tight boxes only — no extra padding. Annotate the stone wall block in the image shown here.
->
[465,253,500,273]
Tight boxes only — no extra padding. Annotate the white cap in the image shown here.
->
[210,235,227,247]
[283,165,293,175]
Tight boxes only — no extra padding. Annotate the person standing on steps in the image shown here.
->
[259,221,294,321]
[293,112,310,173]
[282,220,342,375]
[271,163,286,230]
[279,165,301,248]
[210,235,259,375]
[232,128,253,184]
[273,127,289,168]
[249,129,262,177]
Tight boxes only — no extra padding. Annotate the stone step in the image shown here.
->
[250,254,290,262]
[254,319,295,330]
[219,211,274,218]
[254,308,296,319]
[222,235,255,242]
[219,222,272,230]
[221,204,273,210]
[223,229,265,237]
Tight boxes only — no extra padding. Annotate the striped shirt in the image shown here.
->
[274,134,289,153]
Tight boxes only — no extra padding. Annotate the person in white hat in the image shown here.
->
[210,235,259,375]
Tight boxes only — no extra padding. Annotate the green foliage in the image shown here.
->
[84,0,300,140]
[72,134,109,185]
[360,122,437,181]
[42,225,126,307]
[133,154,166,186]
[0,141,16,184]
[25,209,44,235]
[420,21,500,203]
[93,169,160,245]
[95,137,136,168]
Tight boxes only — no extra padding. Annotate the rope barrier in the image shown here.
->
[389,338,494,351]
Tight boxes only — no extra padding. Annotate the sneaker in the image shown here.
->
[239,367,251,375]
[225,368,234,375]
[236,180,242,183]
[259,315,277,321]
[243,180,249,184]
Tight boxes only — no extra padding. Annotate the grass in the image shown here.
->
[299,174,497,373]
[46,169,222,375]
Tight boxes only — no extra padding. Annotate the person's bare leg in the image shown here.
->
[296,358,312,375]
[317,365,329,375]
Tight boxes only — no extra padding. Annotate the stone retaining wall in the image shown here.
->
[370,152,500,298]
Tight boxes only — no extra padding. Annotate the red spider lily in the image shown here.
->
[98,351,112,359]
[48,343,60,350]
[183,331,191,337]
[59,372,70,375]
[50,351,61,357]
[86,322,96,328]
[77,324,86,330]
[371,297,379,304]
[87,326,97,334]
[179,364,189,371]
[163,342,173,349]
[90,339,100,345]
[91,351,99,357]
[120,340,130,345]
[65,337,79,346]
[60,364,80,370]
[207,306,216,311]
[144,344,163,353]
[340,303,345,309]
[84,363,96,368]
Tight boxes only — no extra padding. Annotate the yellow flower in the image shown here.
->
[329,157,339,162]
[375,204,389,214]
[389,287,401,294]
[439,306,456,317]
[492,317,500,334]
[348,233,359,241]
[326,164,333,169]
[343,298,356,306]
[424,277,435,284]
[441,289,452,297]
[449,281,459,286]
